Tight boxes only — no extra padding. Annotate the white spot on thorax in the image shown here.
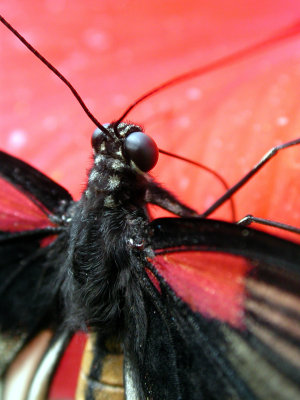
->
[107,175,120,190]
[95,154,105,165]
[100,143,106,152]
[111,159,124,170]
[89,170,100,182]
[104,195,116,208]
[85,189,91,199]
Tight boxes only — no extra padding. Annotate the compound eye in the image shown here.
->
[91,128,105,150]
[124,131,158,172]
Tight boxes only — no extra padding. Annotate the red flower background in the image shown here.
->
[1,0,300,398]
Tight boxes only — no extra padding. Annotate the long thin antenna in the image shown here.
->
[115,20,300,124]
[0,15,110,136]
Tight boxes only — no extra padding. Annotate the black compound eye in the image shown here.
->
[91,128,105,150]
[124,131,159,172]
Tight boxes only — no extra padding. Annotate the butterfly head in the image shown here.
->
[91,123,158,173]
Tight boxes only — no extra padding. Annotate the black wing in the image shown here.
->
[0,151,73,382]
[124,218,300,400]
[0,150,72,217]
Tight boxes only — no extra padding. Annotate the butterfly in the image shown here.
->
[1,9,300,400]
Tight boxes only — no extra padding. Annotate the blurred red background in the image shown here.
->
[1,1,300,398]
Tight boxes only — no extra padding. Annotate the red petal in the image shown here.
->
[1,2,300,398]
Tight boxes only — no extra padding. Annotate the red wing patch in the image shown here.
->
[153,251,251,329]
[0,178,54,231]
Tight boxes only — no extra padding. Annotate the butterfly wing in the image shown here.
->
[0,150,72,217]
[124,218,300,400]
[0,151,73,386]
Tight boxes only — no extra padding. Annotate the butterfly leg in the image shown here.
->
[237,214,300,235]
[145,178,198,217]
[202,138,300,218]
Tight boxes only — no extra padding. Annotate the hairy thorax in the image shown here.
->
[61,124,153,336]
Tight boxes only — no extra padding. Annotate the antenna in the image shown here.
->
[115,20,300,123]
[0,15,111,136]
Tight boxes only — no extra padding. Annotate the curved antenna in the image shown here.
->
[0,15,110,136]
[115,20,300,124]
[159,148,236,220]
